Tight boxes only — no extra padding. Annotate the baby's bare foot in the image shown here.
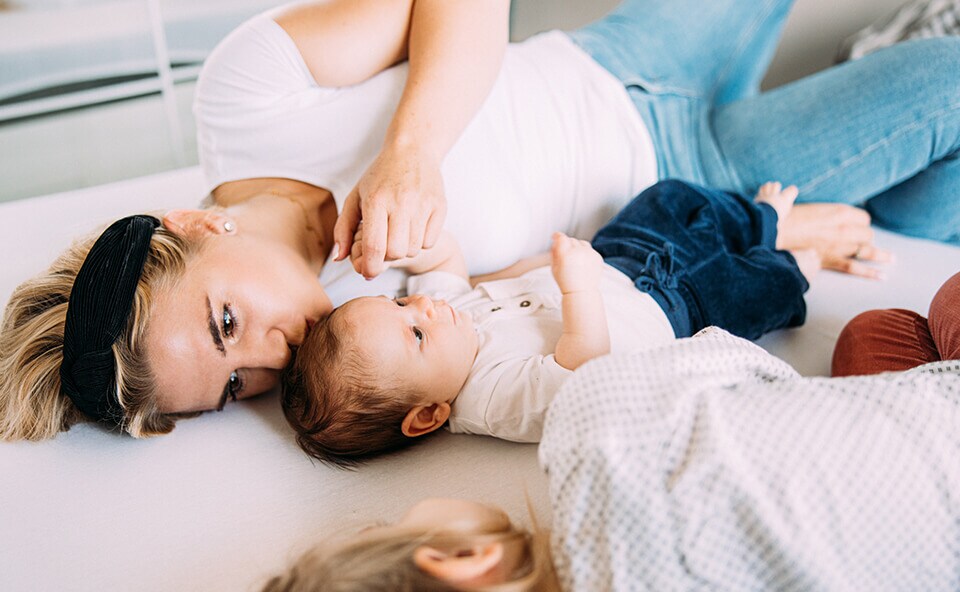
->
[789,248,821,284]
[754,181,799,224]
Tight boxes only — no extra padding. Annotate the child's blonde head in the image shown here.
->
[261,517,557,591]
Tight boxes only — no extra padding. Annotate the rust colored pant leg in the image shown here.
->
[831,309,939,377]
[928,271,960,360]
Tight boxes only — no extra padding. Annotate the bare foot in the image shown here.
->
[789,248,821,284]
[754,181,799,227]
[776,201,893,280]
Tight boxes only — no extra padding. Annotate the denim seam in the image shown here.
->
[709,0,779,102]
[705,107,744,191]
[802,100,960,194]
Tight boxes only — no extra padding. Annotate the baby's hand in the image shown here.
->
[551,232,603,293]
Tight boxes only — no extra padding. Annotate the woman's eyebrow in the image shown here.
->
[206,297,226,356]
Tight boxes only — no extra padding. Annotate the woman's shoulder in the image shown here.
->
[197,12,318,103]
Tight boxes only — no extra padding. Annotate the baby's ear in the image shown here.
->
[401,403,451,438]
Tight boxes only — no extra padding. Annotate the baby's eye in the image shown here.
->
[413,327,423,344]
[395,298,406,307]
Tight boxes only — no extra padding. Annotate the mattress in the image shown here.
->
[1,166,957,591]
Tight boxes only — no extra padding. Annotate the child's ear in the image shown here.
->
[413,543,504,583]
[401,403,451,437]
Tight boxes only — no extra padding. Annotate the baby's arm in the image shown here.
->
[551,232,610,370]
[352,226,467,279]
[469,252,552,286]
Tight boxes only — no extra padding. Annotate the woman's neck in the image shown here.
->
[213,178,337,274]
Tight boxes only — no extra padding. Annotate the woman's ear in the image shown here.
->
[401,403,451,437]
[413,543,504,583]
[162,209,236,239]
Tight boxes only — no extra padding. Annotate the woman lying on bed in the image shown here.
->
[262,327,960,591]
[3,0,960,440]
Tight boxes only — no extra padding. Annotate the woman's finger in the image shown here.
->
[359,206,389,279]
[407,215,428,258]
[422,209,445,250]
[332,190,362,261]
[823,253,886,280]
[385,213,411,261]
[851,243,895,263]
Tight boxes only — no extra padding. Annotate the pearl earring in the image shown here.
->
[223,221,236,233]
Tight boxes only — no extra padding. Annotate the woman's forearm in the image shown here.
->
[385,0,510,162]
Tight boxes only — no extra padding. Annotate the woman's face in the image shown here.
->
[146,230,332,413]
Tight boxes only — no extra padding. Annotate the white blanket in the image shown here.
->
[1,166,959,591]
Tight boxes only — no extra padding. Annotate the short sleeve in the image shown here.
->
[450,354,572,442]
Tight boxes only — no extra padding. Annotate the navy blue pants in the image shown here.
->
[592,179,808,340]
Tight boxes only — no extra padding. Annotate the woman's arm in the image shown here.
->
[274,0,414,88]
[320,0,511,280]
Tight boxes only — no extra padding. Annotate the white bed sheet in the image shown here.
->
[0,167,957,591]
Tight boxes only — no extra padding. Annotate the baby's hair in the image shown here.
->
[281,303,432,467]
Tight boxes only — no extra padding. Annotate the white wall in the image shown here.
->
[509,0,909,88]
[0,0,913,202]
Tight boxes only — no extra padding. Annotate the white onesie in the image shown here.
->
[406,266,674,442]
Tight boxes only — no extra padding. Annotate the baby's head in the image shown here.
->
[281,294,479,466]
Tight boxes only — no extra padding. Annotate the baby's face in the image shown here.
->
[340,295,479,403]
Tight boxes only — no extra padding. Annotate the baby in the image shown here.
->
[281,180,818,465]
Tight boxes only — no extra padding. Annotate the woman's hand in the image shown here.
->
[776,203,893,279]
[335,144,447,280]
[329,0,509,280]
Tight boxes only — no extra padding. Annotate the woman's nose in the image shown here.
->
[242,327,292,370]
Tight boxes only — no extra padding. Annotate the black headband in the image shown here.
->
[60,215,161,425]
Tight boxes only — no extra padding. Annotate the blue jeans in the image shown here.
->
[593,180,808,340]
[570,0,960,243]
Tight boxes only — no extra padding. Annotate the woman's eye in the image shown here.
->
[413,327,423,344]
[222,305,236,338]
[217,371,243,411]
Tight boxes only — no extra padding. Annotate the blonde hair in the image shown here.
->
[262,523,558,592]
[0,224,200,440]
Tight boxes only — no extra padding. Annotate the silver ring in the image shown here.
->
[853,245,863,259]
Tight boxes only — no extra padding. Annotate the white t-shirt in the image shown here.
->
[195,12,658,301]
[407,266,675,443]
